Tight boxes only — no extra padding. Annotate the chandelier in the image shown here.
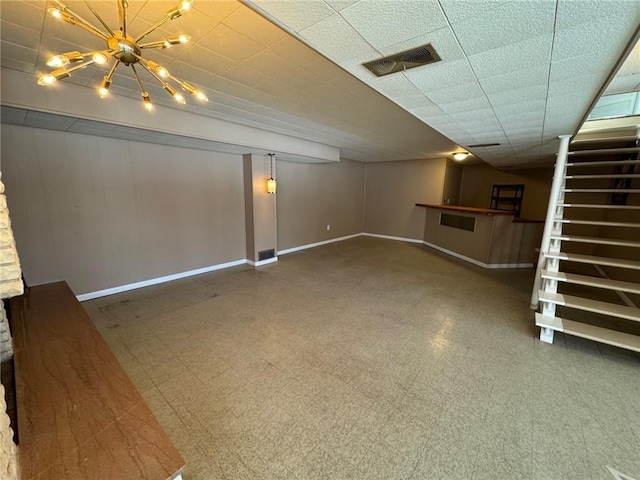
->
[37,0,208,111]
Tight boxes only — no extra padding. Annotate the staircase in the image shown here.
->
[531,132,640,352]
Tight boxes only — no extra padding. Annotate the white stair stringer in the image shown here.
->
[533,133,640,351]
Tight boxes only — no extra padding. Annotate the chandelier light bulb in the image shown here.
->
[157,66,169,78]
[174,92,186,104]
[48,7,62,19]
[38,74,57,85]
[98,76,111,98]
[142,92,153,111]
[195,90,208,102]
[178,34,191,44]
[179,0,193,13]
[92,51,110,64]
[47,55,70,68]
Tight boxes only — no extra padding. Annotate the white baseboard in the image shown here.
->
[247,257,279,267]
[278,233,361,255]
[362,233,423,244]
[422,240,533,269]
[76,259,247,301]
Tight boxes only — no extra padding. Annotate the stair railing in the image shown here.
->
[530,134,572,309]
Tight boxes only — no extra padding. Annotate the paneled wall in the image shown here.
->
[276,159,366,251]
[459,163,553,220]
[1,125,246,295]
[363,158,447,240]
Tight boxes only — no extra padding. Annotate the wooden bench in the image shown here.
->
[9,281,185,480]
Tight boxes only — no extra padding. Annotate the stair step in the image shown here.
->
[541,270,640,294]
[538,291,640,321]
[568,147,640,156]
[550,233,640,248]
[567,159,640,167]
[544,252,640,270]
[535,313,640,352]
[555,218,640,228]
[564,174,640,179]
[571,135,639,145]
[559,203,640,210]
[562,188,640,193]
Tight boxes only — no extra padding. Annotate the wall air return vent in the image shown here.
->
[362,44,441,77]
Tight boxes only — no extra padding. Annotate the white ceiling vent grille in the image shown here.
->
[362,44,441,77]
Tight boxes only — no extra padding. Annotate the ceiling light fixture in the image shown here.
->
[452,152,469,161]
[37,0,208,111]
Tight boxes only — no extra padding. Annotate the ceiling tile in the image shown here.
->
[223,5,288,47]
[0,1,44,31]
[176,45,236,75]
[370,74,425,98]
[487,84,547,107]
[250,0,335,32]
[547,74,601,98]
[439,95,492,116]
[468,34,552,80]
[379,25,465,64]
[1,21,41,51]
[554,0,640,31]
[270,36,321,65]
[405,59,476,92]
[479,65,550,95]
[425,81,485,104]
[198,24,264,63]
[324,0,362,12]
[299,14,376,63]
[223,63,267,88]
[340,0,448,50]
[438,0,509,24]
[395,94,436,111]
[493,99,546,118]
[451,1,555,56]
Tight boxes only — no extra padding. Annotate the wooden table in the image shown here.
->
[10,282,184,480]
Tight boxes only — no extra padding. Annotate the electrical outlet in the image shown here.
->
[326,224,331,231]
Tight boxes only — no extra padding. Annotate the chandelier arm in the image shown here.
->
[134,18,171,44]
[138,42,165,49]
[130,64,147,93]
[82,1,115,37]
[51,3,110,41]
[118,0,127,37]
[135,56,167,85]
[66,58,97,74]
[105,59,120,82]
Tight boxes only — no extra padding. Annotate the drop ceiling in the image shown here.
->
[1,0,639,167]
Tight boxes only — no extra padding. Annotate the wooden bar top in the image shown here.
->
[415,203,516,216]
[10,282,185,480]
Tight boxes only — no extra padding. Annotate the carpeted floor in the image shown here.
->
[84,237,640,480]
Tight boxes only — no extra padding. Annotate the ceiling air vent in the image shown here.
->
[363,44,441,77]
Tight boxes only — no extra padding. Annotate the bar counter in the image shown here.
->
[416,204,543,268]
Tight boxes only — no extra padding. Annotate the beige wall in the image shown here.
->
[442,159,463,205]
[243,154,277,262]
[459,163,553,220]
[364,158,446,240]
[1,125,246,295]
[276,159,365,251]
